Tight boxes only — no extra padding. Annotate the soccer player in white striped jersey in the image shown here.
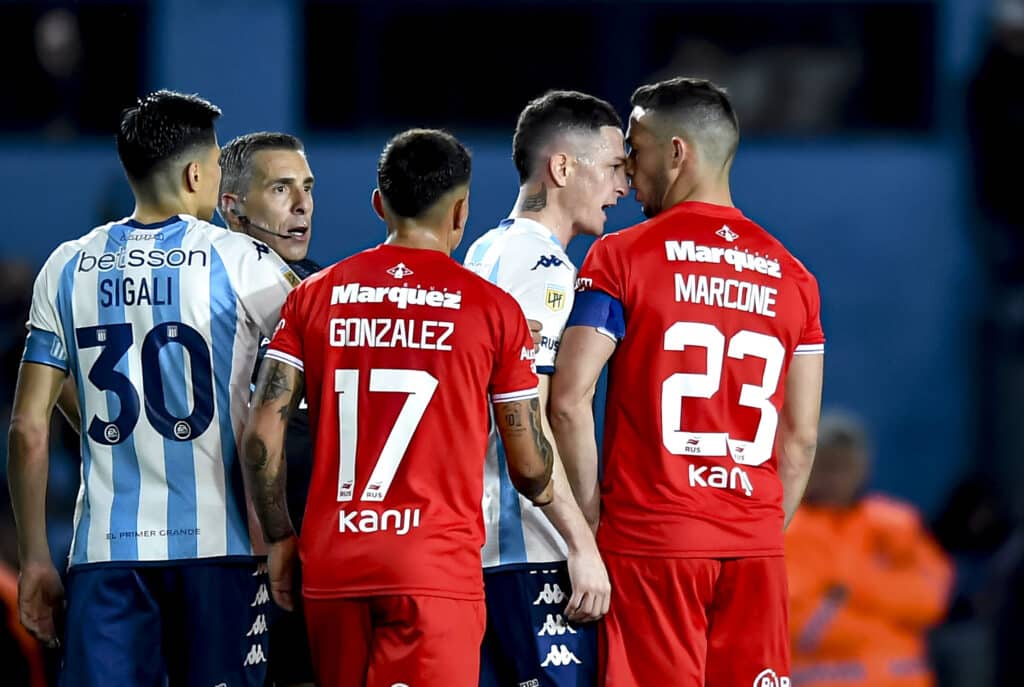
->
[464,90,628,687]
[7,90,297,687]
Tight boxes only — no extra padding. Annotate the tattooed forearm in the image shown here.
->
[260,363,292,405]
[527,397,554,474]
[522,184,547,211]
[242,435,295,543]
[254,361,304,424]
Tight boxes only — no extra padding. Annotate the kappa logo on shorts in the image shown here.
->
[532,583,567,606]
[753,668,791,687]
[519,681,540,687]
[538,613,577,637]
[540,644,582,667]
[243,643,267,667]
[250,583,270,607]
[246,613,268,637]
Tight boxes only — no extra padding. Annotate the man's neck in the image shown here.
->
[131,197,194,225]
[665,175,734,210]
[510,184,572,249]
[384,226,451,256]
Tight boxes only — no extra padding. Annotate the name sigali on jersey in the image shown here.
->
[331,283,461,310]
[665,241,781,279]
[77,247,207,272]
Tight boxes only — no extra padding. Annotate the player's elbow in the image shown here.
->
[548,387,584,434]
[779,424,818,476]
[506,446,554,504]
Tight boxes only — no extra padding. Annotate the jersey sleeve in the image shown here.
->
[265,290,304,373]
[795,271,825,356]
[566,236,627,342]
[498,249,575,374]
[22,249,70,372]
[225,236,299,335]
[489,293,539,403]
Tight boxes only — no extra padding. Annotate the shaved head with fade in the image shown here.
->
[630,77,739,170]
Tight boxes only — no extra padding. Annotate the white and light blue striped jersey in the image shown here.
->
[23,215,297,567]
[464,217,576,568]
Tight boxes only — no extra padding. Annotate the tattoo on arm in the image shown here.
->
[255,361,304,424]
[260,364,292,404]
[522,184,547,211]
[242,435,294,543]
[527,397,554,472]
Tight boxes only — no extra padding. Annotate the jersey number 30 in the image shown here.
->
[335,369,439,502]
[661,322,784,466]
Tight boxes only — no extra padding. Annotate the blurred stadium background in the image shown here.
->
[0,0,1021,685]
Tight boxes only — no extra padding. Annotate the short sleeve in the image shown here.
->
[227,237,299,335]
[574,235,625,301]
[500,251,575,374]
[795,272,825,356]
[265,290,304,372]
[489,295,539,403]
[23,250,69,371]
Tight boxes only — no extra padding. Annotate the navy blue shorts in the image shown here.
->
[59,560,270,687]
[480,562,597,687]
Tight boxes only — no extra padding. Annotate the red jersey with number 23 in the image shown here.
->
[577,201,824,557]
[266,244,538,600]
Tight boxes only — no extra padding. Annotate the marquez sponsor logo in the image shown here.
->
[331,283,462,310]
[665,240,781,279]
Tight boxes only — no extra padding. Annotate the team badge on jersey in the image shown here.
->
[387,262,414,279]
[545,283,566,312]
[282,266,301,287]
[716,224,740,242]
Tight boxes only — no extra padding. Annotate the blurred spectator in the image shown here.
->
[785,412,953,687]
[0,559,46,687]
[968,0,1024,284]
[33,8,83,141]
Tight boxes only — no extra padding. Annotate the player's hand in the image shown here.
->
[527,319,543,347]
[18,560,64,648]
[564,544,611,623]
[268,535,299,611]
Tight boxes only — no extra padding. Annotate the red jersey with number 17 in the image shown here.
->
[266,244,538,600]
[576,201,824,558]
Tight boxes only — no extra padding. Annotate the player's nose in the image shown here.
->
[292,188,312,215]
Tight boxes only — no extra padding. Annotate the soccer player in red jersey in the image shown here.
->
[550,78,825,687]
[241,129,560,687]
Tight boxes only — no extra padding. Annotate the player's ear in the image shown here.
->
[450,191,469,252]
[670,137,687,170]
[220,193,241,228]
[186,160,202,193]
[370,189,386,221]
[547,152,570,188]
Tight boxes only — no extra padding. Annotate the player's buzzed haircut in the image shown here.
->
[630,77,740,169]
[117,89,222,183]
[513,90,622,184]
[377,128,472,219]
[219,131,305,200]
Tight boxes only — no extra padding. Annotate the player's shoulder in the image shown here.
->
[41,220,121,275]
[736,216,819,282]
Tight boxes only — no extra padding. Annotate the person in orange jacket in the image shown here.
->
[785,413,953,687]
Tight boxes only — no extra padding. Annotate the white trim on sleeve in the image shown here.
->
[491,387,540,403]
[794,343,825,356]
[265,349,305,372]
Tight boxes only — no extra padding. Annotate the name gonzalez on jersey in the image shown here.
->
[329,282,461,352]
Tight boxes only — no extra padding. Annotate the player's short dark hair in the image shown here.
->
[513,90,622,183]
[377,129,471,219]
[219,132,305,199]
[630,77,740,164]
[117,90,222,183]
